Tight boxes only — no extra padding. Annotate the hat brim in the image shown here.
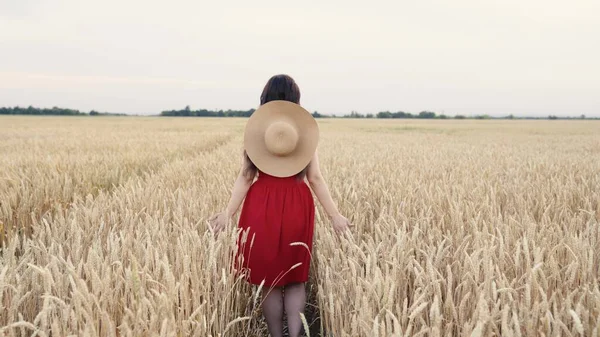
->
[244,100,319,178]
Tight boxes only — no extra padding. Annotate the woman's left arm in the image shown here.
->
[209,163,255,233]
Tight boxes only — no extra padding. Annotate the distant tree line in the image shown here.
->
[0,106,86,115]
[160,107,456,119]
[160,107,524,120]
[160,106,256,117]
[339,111,593,120]
[323,110,483,119]
[355,110,445,119]
[88,110,127,116]
[0,106,127,116]
[547,114,587,120]
[2,105,595,120]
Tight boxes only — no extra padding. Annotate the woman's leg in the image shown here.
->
[262,287,284,337]
[284,283,306,337]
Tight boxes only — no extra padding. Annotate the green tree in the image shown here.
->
[418,111,436,119]
[345,111,365,118]
[377,111,392,118]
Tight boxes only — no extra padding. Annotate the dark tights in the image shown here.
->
[262,283,306,337]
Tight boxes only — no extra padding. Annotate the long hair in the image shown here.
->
[244,74,305,179]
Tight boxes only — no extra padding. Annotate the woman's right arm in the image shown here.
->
[306,151,351,233]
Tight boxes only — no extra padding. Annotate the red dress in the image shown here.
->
[235,171,315,287]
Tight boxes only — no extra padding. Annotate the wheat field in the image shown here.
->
[0,116,599,336]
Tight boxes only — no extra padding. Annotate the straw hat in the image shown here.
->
[244,100,319,177]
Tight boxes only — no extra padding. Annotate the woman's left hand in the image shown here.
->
[208,212,230,234]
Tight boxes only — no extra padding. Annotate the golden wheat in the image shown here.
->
[1,116,598,336]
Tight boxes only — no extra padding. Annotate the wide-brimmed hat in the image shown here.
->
[244,100,319,177]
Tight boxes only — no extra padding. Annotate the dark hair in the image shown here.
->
[260,74,301,105]
[244,74,305,180]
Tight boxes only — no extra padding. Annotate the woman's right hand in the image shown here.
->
[331,213,352,234]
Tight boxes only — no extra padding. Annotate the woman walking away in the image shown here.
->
[209,74,351,337]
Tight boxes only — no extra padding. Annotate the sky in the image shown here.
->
[0,0,599,117]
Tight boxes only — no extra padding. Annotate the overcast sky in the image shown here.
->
[1,0,598,117]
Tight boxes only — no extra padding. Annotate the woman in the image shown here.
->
[209,74,351,337]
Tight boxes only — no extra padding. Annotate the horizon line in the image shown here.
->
[1,105,598,119]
